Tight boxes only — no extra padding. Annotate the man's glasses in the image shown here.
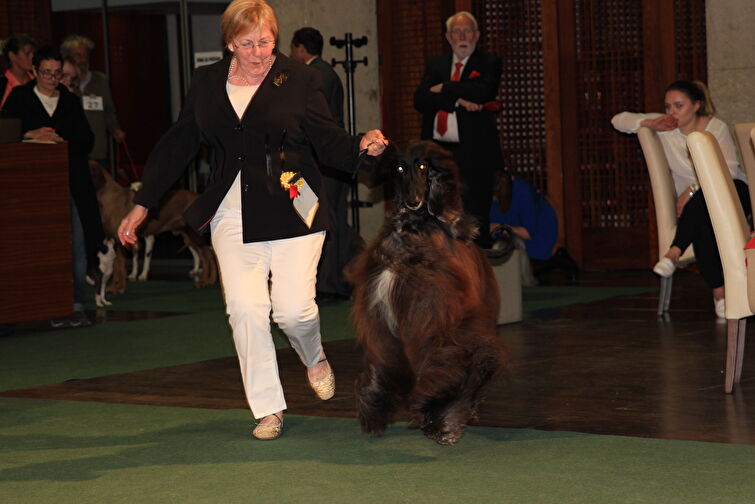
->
[37,69,63,80]
[232,39,273,51]
[449,28,476,36]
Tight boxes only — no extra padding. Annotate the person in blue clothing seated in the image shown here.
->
[490,171,576,282]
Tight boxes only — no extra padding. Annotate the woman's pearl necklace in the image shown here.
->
[228,55,274,86]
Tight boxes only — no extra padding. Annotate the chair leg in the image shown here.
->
[657,276,672,315]
[724,318,739,393]
[663,276,673,312]
[734,318,746,384]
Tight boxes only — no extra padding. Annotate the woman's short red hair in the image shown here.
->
[221,0,279,44]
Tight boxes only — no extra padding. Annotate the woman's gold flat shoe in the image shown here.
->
[252,413,283,441]
[309,358,335,400]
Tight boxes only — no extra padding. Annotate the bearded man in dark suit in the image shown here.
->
[291,27,354,300]
[414,11,503,249]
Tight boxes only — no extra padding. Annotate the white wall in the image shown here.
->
[706,0,755,127]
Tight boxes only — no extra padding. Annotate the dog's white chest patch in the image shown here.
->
[369,269,397,334]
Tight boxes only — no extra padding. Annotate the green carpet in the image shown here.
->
[0,282,653,392]
[2,281,752,503]
[1,398,753,504]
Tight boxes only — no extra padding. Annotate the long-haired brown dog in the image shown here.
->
[347,140,506,445]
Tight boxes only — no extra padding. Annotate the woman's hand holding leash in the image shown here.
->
[360,129,389,156]
[118,204,148,247]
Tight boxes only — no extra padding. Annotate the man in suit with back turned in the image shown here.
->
[414,11,503,249]
[290,27,355,300]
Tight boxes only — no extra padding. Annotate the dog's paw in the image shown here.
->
[424,425,464,446]
[359,420,387,437]
[421,419,465,446]
[358,414,388,437]
[434,429,464,446]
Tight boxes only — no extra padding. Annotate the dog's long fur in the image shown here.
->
[347,141,506,445]
[89,163,217,293]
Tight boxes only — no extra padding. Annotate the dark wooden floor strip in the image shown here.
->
[2,271,753,445]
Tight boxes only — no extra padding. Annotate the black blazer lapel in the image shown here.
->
[436,53,453,80]
[240,51,293,122]
[461,50,482,80]
[208,56,239,122]
[26,85,52,123]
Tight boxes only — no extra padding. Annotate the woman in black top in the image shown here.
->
[118,0,387,440]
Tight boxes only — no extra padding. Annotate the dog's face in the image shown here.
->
[393,150,431,212]
[383,140,462,219]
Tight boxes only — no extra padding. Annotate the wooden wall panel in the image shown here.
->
[51,11,171,168]
[0,1,52,45]
[474,0,547,195]
[0,143,72,323]
[573,0,649,269]
[377,0,707,270]
[674,0,707,82]
[377,0,454,142]
[0,0,52,73]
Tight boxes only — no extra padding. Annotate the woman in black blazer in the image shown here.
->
[3,45,103,327]
[118,0,387,440]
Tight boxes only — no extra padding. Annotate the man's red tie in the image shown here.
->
[436,62,464,137]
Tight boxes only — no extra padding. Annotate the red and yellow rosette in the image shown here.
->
[280,171,304,199]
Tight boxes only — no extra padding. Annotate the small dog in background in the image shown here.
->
[89,163,217,294]
[348,141,507,446]
[94,238,116,307]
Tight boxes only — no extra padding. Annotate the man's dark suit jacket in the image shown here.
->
[310,57,344,127]
[413,49,502,153]
[3,81,104,260]
[134,52,368,243]
[413,49,503,246]
[308,55,354,296]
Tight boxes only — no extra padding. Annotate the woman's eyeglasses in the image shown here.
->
[232,39,273,51]
[37,69,63,80]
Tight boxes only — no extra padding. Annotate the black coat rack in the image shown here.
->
[330,33,368,233]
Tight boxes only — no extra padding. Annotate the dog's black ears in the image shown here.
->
[361,141,403,188]
[377,141,402,174]
[414,141,453,172]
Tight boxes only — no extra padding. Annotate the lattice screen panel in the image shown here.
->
[674,0,707,82]
[474,0,547,195]
[378,1,450,142]
[574,0,647,229]
[0,0,52,73]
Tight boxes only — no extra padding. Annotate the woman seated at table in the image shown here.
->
[612,80,750,318]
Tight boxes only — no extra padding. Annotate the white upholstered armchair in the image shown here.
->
[687,131,752,394]
[637,127,695,315]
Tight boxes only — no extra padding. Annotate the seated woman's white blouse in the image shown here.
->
[611,111,746,196]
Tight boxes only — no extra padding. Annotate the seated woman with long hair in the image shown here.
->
[612,80,750,318]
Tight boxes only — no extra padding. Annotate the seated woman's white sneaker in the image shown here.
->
[653,257,676,278]
[714,298,725,319]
